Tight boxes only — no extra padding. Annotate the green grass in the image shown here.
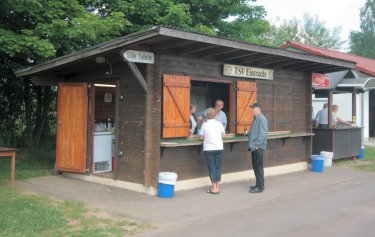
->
[0,187,151,237]
[335,146,375,172]
[0,148,55,186]
[0,148,152,236]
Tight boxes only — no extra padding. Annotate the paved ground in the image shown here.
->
[18,166,375,237]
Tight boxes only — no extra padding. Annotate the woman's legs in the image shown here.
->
[205,150,223,193]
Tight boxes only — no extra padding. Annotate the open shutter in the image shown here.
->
[236,81,257,134]
[163,74,190,138]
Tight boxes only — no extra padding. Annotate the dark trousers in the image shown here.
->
[204,150,223,182]
[251,149,264,189]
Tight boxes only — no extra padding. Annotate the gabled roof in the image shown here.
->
[280,41,375,77]
[16,26,356,79]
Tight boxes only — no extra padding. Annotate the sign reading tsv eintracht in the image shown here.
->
[223,64,273,80]
[123,50,154,64]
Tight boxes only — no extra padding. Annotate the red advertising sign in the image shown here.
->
[312,73,329,88]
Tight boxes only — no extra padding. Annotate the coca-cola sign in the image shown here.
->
[312,73,329,88]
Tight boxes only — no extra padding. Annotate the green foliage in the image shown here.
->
[0,146,56,185]
[0,188,150,237]
[350,0,375,58]
[0,0,128,147]
[158,3,192,28]
[302,14,343,50]
[267,13,344,50]
[268,18,300,47]
[0,0,271,148]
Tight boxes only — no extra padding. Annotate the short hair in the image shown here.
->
[332,104,339,110]
[215,99,224,106]
[207,108,216,119]
[190,103,197,110]
[323,103,328,108]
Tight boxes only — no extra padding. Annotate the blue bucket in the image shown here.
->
[311,155,324,173]
[357,146,365,159]
[158,183,175,198]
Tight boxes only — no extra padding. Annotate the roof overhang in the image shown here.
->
[16,26,356,79]
[337,78,375,92]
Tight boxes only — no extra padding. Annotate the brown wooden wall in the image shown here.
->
[158,54,312,181]
[94,87,116,122]
[160,138,308,180]
[88,52,312,184]
[116,64,147,184]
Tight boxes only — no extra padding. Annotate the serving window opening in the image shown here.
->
[162,74,258,138]
[191,80,231,133]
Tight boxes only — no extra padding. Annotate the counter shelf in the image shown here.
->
[160,132,314,157]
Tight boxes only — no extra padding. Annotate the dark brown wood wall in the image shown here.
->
[94,87,116,122]
[159,54,311,181]
[117,65,147,184]
[144,56,162,187]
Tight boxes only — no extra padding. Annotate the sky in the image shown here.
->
[253,0,366,51]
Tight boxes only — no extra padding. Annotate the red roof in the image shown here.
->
[280,41,375,77]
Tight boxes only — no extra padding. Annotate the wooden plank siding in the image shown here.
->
[159,54,312,181]
[144,57,162,187]
[116,65,147,184]
[160,137,308,180]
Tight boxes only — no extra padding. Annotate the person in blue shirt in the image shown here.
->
[248,102,268,193]
[198,99,227,130]
[315,103,337,128]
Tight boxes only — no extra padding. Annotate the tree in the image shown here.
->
[88,0,270,41]
[0,0,270,147]
[268,18,300,47]
[267,13,344,50]
[0,0,127,147]
[350,0,375,58]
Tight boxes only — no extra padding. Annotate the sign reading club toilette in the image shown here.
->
[122,50,154,64]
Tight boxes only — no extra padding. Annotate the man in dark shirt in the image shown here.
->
[248,102,268,193]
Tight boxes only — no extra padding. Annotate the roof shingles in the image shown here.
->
[280,41,375,77]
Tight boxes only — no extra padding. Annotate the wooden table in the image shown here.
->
[0,147,17,189]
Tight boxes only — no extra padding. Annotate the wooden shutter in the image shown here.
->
[163,74,190,138]
[236,81,257,134]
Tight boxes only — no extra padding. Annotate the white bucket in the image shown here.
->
[320,151,333,167]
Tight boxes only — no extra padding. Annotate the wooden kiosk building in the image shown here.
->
[16,26,355,194]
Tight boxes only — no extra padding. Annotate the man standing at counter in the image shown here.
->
[315,103,337,128]
[248,102,268,194]
[198,99,227,130]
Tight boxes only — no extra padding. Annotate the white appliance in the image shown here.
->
[93,131,112,173]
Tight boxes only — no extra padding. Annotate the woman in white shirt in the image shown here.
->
[190,103,198,135]
[200,108,226,194]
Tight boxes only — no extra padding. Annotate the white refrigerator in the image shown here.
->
[93,131,112,173]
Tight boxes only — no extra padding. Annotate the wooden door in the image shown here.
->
[236,81,257,134]
[163,74,190,138]
[56,83,88,173]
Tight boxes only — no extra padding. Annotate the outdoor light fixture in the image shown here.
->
[94,56,113,76]
[95,56,107,64]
